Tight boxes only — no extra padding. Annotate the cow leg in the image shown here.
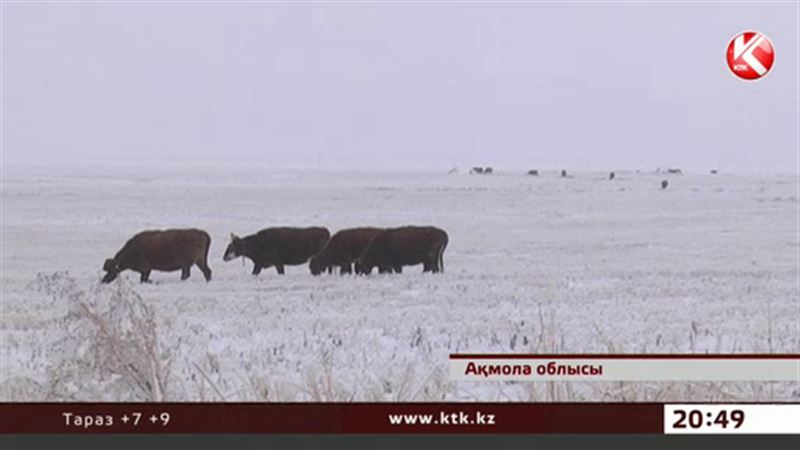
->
[426,255,440,273]
[140,270,152,283]
[340,264,352,275]
[181,267,191,280]
[394,265,402,274]
[275,264,285,275]
[196,261,212,281]
[252,265,262,276]
[327,266,333,274]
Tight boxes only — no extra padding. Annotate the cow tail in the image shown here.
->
[438,233,448,273]
[202,231,212,265]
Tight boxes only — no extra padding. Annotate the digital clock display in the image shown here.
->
[664,405,800,434]
[671,408,745,429]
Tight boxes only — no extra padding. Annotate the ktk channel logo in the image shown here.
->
[726,31,775,81]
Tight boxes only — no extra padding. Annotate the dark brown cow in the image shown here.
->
[101,229,212,283]
[309,227,384,275]
[223,227,329,275]
[355,226,448,275]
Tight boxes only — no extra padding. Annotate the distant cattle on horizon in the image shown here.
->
[470,166,493,174]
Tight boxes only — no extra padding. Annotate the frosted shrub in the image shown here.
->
[28,272,169,401]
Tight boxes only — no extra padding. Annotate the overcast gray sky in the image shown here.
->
[2,2,798,172]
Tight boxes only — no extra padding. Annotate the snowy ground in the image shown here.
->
[1,163,798,401]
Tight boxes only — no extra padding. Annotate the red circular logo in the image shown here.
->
[726,31,775,80]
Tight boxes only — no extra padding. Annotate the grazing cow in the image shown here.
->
[561,170,568,177]
[609,171,615,180]
[667,168,682,174]
[355,226,448,275]
[101,229,212,283]
[528,169,539,176]
[470,167,484,174]
[309,227,384,275]
[223,227,330,275]
[710,169,718,175]
[661,179,669,189]
[483,167,493,174]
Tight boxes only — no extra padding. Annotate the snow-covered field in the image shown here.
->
[1,163,798,401]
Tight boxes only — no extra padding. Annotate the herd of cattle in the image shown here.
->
[101,226,449,283]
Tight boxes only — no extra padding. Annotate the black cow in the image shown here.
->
[355,226,448,275]
[309,227,384,275]
[223,227,330,275]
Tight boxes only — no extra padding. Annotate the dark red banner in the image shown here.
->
[1,403,662,434]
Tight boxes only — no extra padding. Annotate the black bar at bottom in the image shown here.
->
[1,434,799,450]
[1,402,662,433]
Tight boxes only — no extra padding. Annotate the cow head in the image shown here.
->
[223,233,244,261]
[101,258,120,283]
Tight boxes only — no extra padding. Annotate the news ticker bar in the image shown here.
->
[449,354,800,381]
[1,403,798,434]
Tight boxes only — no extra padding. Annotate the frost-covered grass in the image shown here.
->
[1,164,798,401]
